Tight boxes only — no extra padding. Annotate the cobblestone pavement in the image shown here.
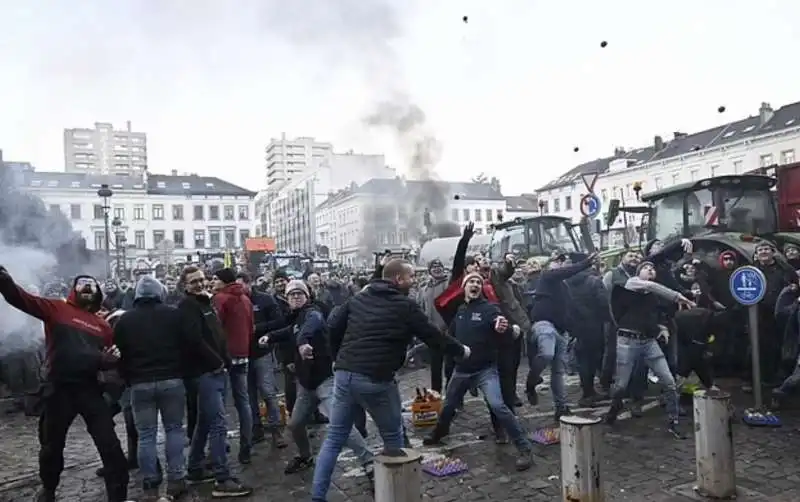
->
[2,366,800,501]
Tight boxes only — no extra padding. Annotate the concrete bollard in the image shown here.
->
[374,448,424,502]
[693,389,736,498]
[560,415,604,502]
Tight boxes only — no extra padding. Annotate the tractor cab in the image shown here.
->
[638,175,777,241]
[488,215,594,263]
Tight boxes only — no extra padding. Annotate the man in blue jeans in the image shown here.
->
[424,272,534,471]
[528,252,597,420]
[178,266,252,498]
[312,259,468,501]
[114,276,188,500]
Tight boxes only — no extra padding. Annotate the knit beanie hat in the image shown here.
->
[461,272,484,288]
[286,279,310,297]
[214,267,237,285]
[636,261,655,274]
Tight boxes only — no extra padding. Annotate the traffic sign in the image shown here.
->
[580,194,602,218]
[581,172,599,193]
[729,265,766,306]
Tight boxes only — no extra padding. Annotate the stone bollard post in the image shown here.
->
[693,389,736,498]
[560,415,604,502]
[374,448,424,502]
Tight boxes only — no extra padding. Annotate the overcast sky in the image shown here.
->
[1,0,797,194]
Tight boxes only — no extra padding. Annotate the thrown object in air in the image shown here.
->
[462,15,468,23]
[573,146,580,153]
[600,40,608,48]
[718,105,726,113]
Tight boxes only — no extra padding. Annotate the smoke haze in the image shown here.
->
[0,162,103,355]
[259,0,453,255]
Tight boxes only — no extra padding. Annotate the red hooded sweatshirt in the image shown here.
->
[213,283,254,359]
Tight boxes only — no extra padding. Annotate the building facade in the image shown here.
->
[63,121,147,174]
[315,178,505,266]
[536,101,800,246]
[504,194,539,220]
[263,152,395,253]
[21,170,255,270]
[265,133,332,189]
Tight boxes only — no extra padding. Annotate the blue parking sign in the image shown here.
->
[729,265,766,306]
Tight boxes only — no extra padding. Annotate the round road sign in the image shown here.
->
[729,265,767,306]
[580,194,601,218]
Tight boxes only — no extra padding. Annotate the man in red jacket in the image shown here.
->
[212,267,255,464]
[0,267,128,502]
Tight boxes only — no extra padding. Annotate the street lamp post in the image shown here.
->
[112,217,122,278]
[97,184,113,279]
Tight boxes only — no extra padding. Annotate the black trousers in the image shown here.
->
[677,343,714,388]
[575,334,605,398]
[184,377,198,441]
[39,384,129,501]
[489,340,521,432]
[284,370,297,413]
[430,351,456,393]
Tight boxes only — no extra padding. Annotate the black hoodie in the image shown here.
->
[177,293,229,377]
[267,303,331,390]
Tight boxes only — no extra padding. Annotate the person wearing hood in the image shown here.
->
[605,261,695,439]
[102,281,124,311]
[0,267,129,502]
[179,266,252,497]
[236,272,288,449]
[784,243,800,271]
[261,280,375,479]
[113,276,188,501]
[418,258,452,392]
[316,273,351,311]
[424,272,534,471]
[526,252,597,420]
[211,267,255,465]
[118,278,136,310]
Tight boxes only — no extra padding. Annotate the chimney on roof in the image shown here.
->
[673,131,687,140]
[613,147,626,157]
[170,169,177,176]
[126,120,132,132]
[759,102,774,125]
[654,135,664,151]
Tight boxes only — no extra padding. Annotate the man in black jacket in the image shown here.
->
[237,272,287,448]
[261,280,374,478]
[179,266,252,498]
[527,252,597,421]
[114,276,188,501]
[310,259,469,502]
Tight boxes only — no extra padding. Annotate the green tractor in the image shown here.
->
[608,174,797,267]
[487,215,595,264]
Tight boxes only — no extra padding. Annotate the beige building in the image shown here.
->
[264,133,332,188]
[64,121,147,174]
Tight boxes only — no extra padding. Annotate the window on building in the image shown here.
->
[193,205,204,220]
[733,160,743,174]
[224,228,236,248]
[173,230,185,248]
[172,205,184,220]
[760,153,774,167]
[152,204,164,220]
[474,209,482,221]
[497,209,503,221]
[690,170,699,181]
[223,205,235,220]
[194,230,205,249]
[153,230,165,246]
[209,205,220,220]
[49,204,60,214]
[672,173,680,185]
[600,189,608,202]
[209,229,221,248]
[94,231,105,250]
[781,149,796,165]
[462,209,470,221]
[452,209,459,221]
[239,229,250,247]
[553,199,560,212]
[93,204,104,220]
[654,177,662,189]
[565,196,572,211]
[710,165,719,177]
[133,204,145,220]
[134,231,145,249]
[113,207,125,220]
[540,201,549,214]
[70,204,81,220]
[485,209,493,222]
[238,205,249,220]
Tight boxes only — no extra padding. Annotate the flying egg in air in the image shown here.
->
[462,15,468,23]
[718,105,726,113]
[600,41,608,48]
[573,146,580,153]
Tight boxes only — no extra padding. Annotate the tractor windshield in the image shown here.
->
[693,186,777,235]
[651,193,686,241]
[489,217,584,261]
